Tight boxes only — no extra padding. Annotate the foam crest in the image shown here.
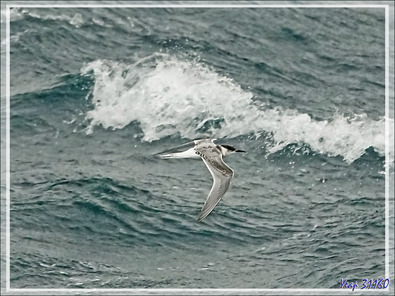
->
[81,54,257,140]
[7,8,84,27]
[81,54,391,163]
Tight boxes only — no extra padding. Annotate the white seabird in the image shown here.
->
[156,138,245,222]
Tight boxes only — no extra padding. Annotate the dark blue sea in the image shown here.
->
[4,4,393,290]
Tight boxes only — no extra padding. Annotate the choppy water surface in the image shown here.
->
[6,6,392,289]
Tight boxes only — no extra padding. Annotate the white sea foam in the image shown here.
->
[81,54,392,163]
[7,8,84,27]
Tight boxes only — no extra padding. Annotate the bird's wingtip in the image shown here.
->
[197,214,206,222]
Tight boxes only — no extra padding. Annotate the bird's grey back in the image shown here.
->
[194,140,233,176]
[194,139,219,157]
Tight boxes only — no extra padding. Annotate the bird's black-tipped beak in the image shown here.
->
[236,149,246,153]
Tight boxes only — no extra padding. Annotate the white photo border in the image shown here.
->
[1,1,394,295]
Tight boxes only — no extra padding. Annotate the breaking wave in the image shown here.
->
[81,53,392,163]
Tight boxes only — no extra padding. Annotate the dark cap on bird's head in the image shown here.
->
[221,144,246,153]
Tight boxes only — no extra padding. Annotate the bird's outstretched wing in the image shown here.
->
[197,152,234,222]
[154,141,197,159]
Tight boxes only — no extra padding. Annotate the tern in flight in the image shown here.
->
[156,139,245,222]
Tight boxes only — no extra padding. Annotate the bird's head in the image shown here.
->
[220,144,246,156]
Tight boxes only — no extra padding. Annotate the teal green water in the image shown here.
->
[8,7,388,289]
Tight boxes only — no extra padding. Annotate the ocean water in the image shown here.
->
[5,5,394,289]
